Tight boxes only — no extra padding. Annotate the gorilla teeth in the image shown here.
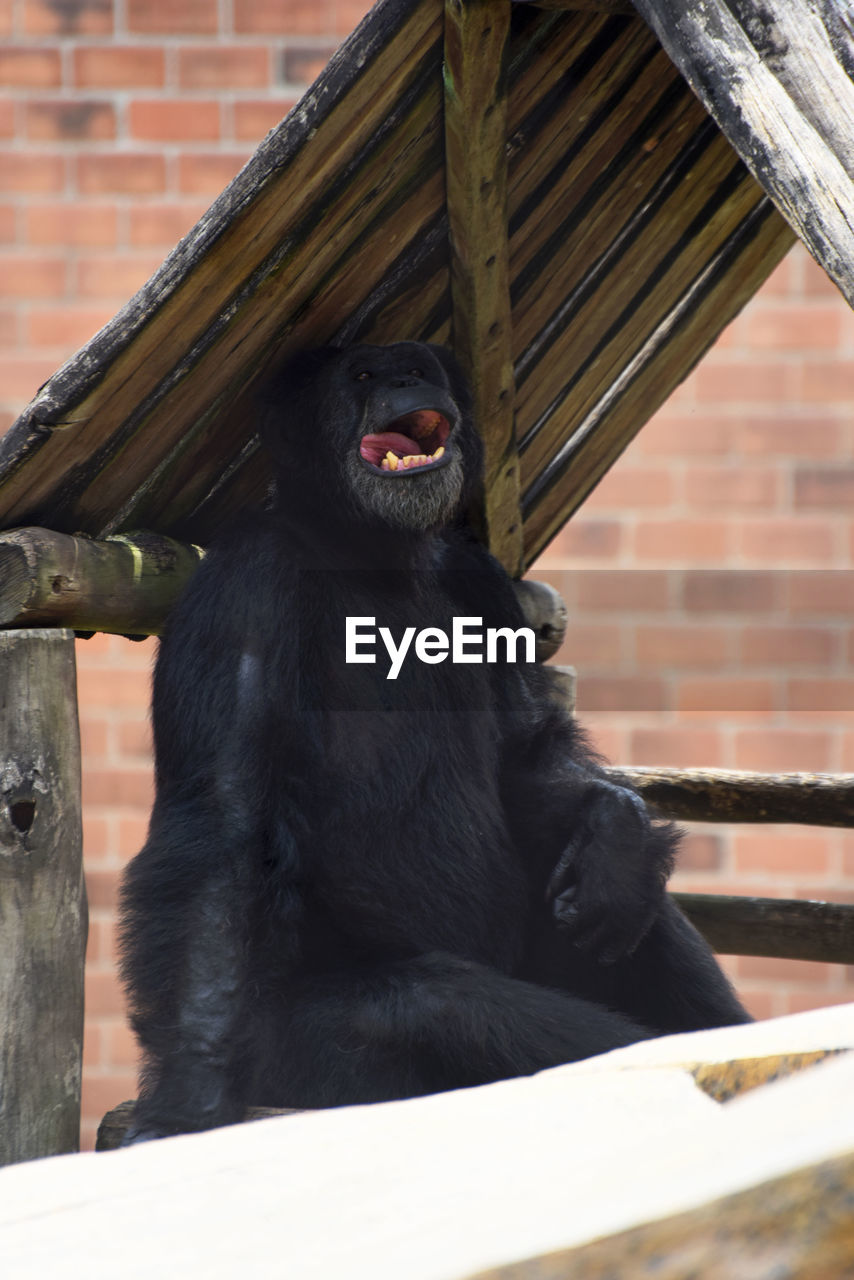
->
[380,445,446,472]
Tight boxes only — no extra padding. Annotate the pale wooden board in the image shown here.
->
[1,1003,853,1279]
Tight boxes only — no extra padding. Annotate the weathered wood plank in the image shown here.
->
[631,0,854,306]
[0,629,86,1165]
[689,1050,847,1104]
[445,0,522,574]
[515,141,760,469]
[674,893,854,964]
[498,4,792,556]
[507,16,667,289]
[0,527,203,637]
[0,0,445,533]
[137,206,453,541]
[102,154,447,534]
[469,1150,854,1280]
[607,766,854,827]
[523,199,793,558]
[510,71,718,382]
[64,94,447,534]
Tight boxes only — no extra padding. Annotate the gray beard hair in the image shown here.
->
[344,452,466,531]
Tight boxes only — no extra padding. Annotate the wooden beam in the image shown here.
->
[631,0,854,306]
[96,1101,300,1152]
[444,0,523,575]
[0,526,204,638]
[0,629,86,1164]
[471,1149,854,1280]
[607,766,854,827]
[674,893,854,964]
[512,578,567,660]
[0,525,565,647]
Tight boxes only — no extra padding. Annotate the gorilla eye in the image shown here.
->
[354,370,373,381]
[409,368,423,377]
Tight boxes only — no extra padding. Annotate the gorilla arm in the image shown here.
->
[498,673,677,965]
[445,536,675,966]
[119,541,303,1142]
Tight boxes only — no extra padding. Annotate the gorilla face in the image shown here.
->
[262,342,482,534]
[342,343,467,530]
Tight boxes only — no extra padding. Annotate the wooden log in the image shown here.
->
[471,1150,854,1280]
[607,766,854,828]
[0,525,567,650]
[0,526,204,638]
[673,893,854,965]
[444,0,523,575]
[549,664,577,715]
[0,629,86,1165]
[96,1100,300,1152]
[631,0,854,307]
[511,578,567,660]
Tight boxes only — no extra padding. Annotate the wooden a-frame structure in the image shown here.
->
[1,0,853,1163]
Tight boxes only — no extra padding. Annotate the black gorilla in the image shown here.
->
[120,342,748,1142]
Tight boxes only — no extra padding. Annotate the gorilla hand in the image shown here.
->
[546,778,670,964]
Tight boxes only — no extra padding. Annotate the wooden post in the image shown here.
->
[444,0,523,576]
[0,629,86,1165]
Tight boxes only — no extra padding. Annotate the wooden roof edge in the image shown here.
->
[0,0,418,461]
[631,0,854,308]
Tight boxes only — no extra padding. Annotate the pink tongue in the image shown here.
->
[360,431,421,465]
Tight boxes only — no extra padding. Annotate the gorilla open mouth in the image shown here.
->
[359,410,452,475]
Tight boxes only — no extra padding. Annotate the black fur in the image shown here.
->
[119,342,749,1142]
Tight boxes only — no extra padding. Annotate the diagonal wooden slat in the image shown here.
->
[499,3,794,556]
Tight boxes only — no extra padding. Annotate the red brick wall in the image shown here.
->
[2,2,852,1150]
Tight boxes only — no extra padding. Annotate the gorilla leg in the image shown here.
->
[615,897,751,1033]
[540,896,751,1035]
[254,952,653,1109]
